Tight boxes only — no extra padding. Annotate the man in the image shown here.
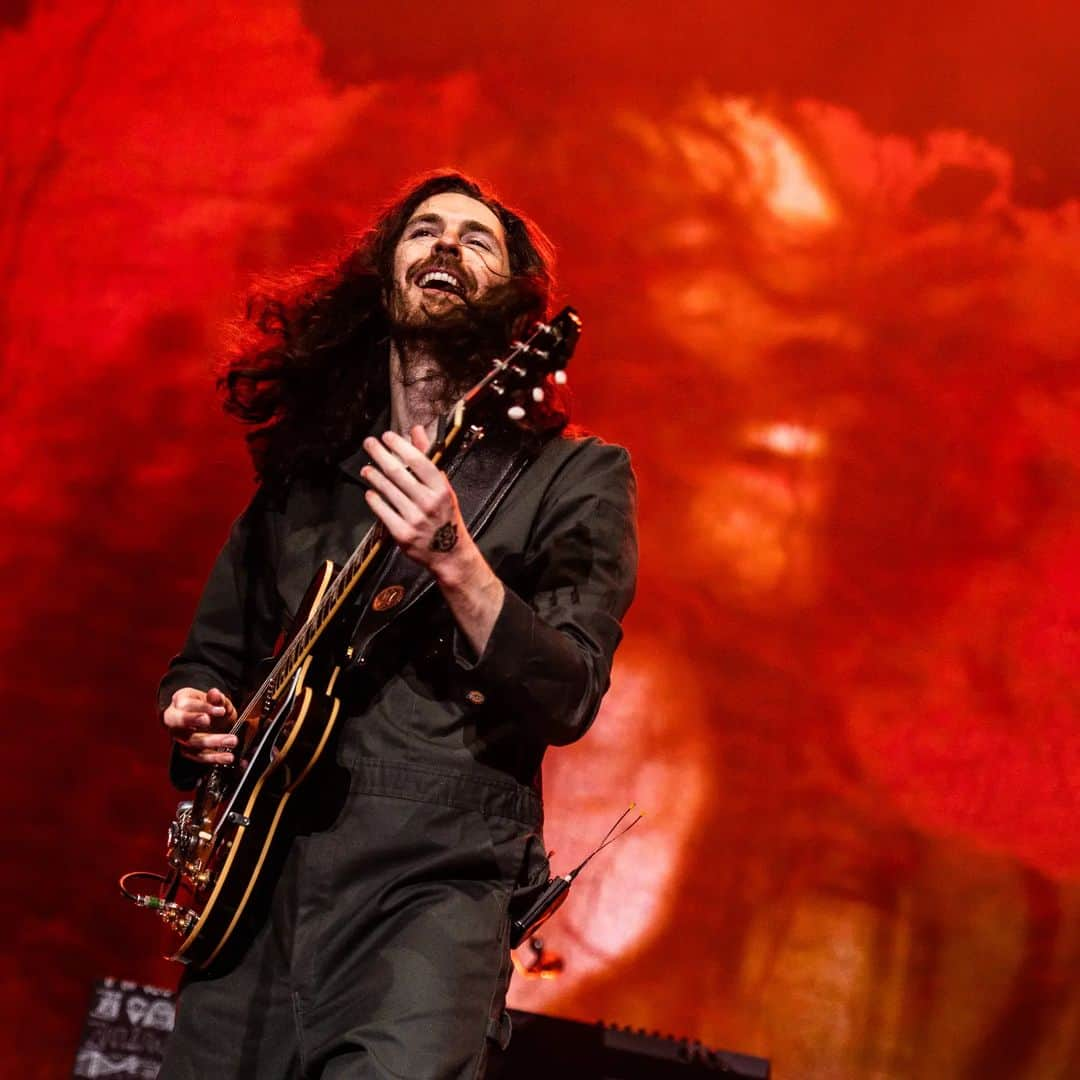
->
[157,172,637,1078]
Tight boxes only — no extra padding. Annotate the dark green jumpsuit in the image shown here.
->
[156,429,638,1079]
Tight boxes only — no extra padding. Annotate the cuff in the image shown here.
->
[449,586,594,745]
[451,585,536,681]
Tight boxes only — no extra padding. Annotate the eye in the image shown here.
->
[466,234,494,251]
[409,226,436,239]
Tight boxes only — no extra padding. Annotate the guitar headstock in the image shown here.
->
[453,306,582,435]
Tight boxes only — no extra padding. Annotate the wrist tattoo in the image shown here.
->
[430,521,459,553]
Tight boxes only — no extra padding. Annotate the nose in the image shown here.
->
[432,233,462,258]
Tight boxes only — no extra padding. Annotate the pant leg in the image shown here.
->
[158,905,303,1080]
[293,761,540,1080]
[313,878,514,1079]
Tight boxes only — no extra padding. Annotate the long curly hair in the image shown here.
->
[221,172,557,493]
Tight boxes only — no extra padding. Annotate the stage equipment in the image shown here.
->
[511,802,643,947]
[495,1010,770,1078]
[74,978,175,1079]
[74,979,771,1079]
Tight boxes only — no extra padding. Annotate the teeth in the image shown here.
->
[418,270,461,290]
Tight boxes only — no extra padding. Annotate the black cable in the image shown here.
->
[118,870,169,909]
[509,803,645,949]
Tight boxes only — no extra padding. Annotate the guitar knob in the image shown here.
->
[553,370,568,385]
[507,405,526,421]
[531,387,545,403]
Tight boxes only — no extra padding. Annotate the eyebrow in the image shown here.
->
[406,212,502,244]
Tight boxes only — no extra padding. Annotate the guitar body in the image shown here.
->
[158,562,344,969]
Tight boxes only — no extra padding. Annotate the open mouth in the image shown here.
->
[415,268,467,298]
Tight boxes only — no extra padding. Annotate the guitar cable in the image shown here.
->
[118,870,170,910]
[509,803,644,949]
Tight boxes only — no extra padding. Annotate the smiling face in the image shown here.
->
[387,192,511,329]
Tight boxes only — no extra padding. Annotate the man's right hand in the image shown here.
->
[163,687,238,765]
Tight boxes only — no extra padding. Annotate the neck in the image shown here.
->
[388,338,449,441]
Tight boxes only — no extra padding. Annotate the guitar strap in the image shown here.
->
[343,422,554,664]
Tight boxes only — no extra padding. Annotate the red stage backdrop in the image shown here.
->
[2,3,1078,1077]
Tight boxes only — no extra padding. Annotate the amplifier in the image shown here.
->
[497,1009,770,1079]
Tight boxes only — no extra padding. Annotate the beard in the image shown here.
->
[386,274,545,406]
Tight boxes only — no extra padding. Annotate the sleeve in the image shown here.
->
[156,489,281,789]
[451,440,638,746]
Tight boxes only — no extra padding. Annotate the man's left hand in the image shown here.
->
[362,426,505,656]
[362,427,473,582]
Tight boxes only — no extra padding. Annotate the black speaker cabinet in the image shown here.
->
[495,1008,770,1079]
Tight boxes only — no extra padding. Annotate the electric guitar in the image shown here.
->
[121,308,582,969]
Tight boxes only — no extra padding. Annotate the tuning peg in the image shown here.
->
[553,370,568,385]
[507,405,526,421]
[531,387,545,403]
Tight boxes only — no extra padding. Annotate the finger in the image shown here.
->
[365,489,417,547]
[177,745,235,766]
[361,462,426,523]
[381,430,443,487]
[164,711,211,732]
[172,689,208,711]
[175,729,236,749]
[174,691,227,719]
[409,424,432,454]
[380,434,450,518]
[181,701,227,718]
[206,688,228,708]
[363,436,425,498]
[176,706,223,730]
[164,703,213,728]
[178,733,238,761]
[207,688,238,721]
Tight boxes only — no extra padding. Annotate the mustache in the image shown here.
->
[388,277,546,391]
[408,254,475,294]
